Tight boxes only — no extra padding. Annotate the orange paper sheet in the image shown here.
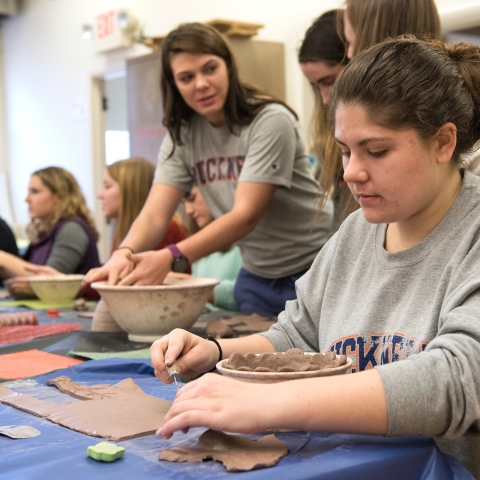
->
[0,349,83,380]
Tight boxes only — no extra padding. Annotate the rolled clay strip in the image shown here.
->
[224,348,348,373]
[0,312,39,326]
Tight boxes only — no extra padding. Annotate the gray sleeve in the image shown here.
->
[238,108,298,188]
[260,231,340,352]
[154,132,194,192]
[377,278,480,439]
[46,222,89,273]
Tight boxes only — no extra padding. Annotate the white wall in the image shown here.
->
[1,0,478,230]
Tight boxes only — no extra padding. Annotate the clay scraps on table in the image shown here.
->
[0,376,172,441]
[159,429,289,472]
[73,298,89,311]
[223,348,348,373]
[0,311,38,326]
[206,314,276,339]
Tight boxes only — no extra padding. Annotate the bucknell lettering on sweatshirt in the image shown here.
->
[328,333,428,373]
[192,156,245,186]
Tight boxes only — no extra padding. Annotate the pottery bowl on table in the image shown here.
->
[91,276,219,343]
[28,274,84,304]
[216,350,352,384]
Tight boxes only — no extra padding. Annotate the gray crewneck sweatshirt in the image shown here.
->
[261,171,480,477]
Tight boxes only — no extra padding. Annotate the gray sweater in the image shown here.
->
[46,221,89,273]
[262,171,480,477]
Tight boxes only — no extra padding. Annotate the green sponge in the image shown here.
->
[87,442,125,462]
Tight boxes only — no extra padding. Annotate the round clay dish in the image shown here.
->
[216,353,352,384]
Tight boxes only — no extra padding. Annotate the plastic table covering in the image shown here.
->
[0,359,474,480]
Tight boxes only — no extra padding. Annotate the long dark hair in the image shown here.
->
[161,22,297,151]
[322,0,442,225]
[299,10,346,64]
[299,10,347,175]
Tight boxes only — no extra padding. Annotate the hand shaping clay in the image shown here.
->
[159,429,288,471]
[0,376,172,441]
[223,348,348,373]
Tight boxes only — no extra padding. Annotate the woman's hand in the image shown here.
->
[25,265,60,276]
[157,374,278,439]
[4,276,35,299]
[84,249,134,285]
[150,329,220,383]
[117,249,173,286]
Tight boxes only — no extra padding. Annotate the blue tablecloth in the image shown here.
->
[0,359,473,480]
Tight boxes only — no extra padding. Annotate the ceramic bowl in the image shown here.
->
[28,274,84,304]
[91,276,219,343]
[216,353,352,384]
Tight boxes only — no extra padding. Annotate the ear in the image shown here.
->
[436,122,457,165]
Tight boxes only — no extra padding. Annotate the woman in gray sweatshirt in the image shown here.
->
[151,37,480,477]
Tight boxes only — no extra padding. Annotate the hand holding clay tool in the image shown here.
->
[166,365,180,391]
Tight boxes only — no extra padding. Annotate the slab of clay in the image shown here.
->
[205,320,233,339]
[206,314,276,339]
[223,348,348,373]
[220,314,272,327]
[159,430,288,472]
[0,376,172,441]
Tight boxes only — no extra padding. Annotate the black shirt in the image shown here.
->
[0,217,18,256]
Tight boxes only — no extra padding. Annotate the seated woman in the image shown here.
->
[98,157,188,254]
[92,157,188,331]
[0,167,100,298]
[150,38,480,477]
[183,186,241,311]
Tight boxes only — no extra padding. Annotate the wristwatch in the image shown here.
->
[165,244,190,273]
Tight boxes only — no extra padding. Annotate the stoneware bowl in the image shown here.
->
[216,353,352,384]
[91,276,219,343]
[28,274,84,304]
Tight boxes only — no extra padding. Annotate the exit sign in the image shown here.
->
[95,10,132,52]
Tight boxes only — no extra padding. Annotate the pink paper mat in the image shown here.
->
[0,324,82,346]
[0,349,83,380]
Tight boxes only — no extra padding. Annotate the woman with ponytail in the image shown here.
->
[152,37,480,478]
[320,0,442,225]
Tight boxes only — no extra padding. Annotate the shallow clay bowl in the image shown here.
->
[92,276,219,343]
[28,274,84,304]
[216,353,352,384]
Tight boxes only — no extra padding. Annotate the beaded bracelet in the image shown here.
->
[207,335,223,372]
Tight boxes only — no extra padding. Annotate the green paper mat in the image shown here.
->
[70,349,151,360]
[0,299,97,309]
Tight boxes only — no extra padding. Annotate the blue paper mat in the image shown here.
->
[0,358,473,480]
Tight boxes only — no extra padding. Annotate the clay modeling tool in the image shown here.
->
[87,442,125,462]
[166,365,180,391]
[0,425,41,439]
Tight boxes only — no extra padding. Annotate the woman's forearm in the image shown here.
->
[120,184,185,253]
[178,182,277,263]
[0,251,32,278]
[271,369,388,435]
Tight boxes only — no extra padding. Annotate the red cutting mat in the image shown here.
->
[0,324,82,346]
[0,349,83,380]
